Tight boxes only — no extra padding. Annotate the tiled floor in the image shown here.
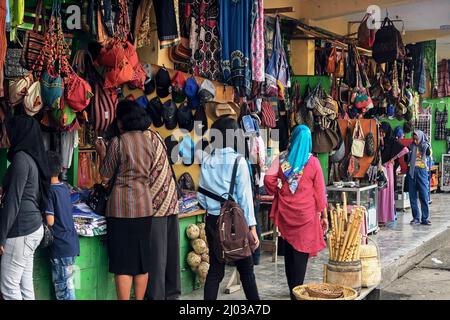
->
[181,192,450,300]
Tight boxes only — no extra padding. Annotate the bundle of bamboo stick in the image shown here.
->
[327,193,364,262]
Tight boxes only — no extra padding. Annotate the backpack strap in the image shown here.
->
[228,156,242,199]
[198,155,243,203]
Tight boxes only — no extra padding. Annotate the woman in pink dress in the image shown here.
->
[264,125,328,300]
[378,122,409,225]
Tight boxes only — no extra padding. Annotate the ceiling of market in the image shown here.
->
[264,0,450,58]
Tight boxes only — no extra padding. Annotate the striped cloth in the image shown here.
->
[101,130,179,218]
[437,59,450,98]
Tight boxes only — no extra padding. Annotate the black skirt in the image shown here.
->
[106,216,152,276]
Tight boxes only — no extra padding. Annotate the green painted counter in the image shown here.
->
[33,212,206,299]
[34,236,117,300]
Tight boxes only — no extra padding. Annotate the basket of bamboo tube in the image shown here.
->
[324,193,364,294]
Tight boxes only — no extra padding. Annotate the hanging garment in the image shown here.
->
[133,0,153,49]
[435,107,448,141]
[407,43,427,95]
[437,59,450,98]
[61,130,79,170]
[221,0,252,95]
[251,0,264,82]
[423,40,437,92]
[153,0,180,49]
[189,0,222,81]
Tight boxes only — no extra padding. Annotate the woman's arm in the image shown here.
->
[263,157,280,196]
[98,137,120,180]
[313,158,327,214]
[0,155,29,247]
[386,147,409,164]
[235,158,257,227]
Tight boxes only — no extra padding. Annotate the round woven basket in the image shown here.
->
[293,283,358,300]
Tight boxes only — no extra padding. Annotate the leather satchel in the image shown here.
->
[21,0,47,70]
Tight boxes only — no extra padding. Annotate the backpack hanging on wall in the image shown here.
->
[372,17,406,64]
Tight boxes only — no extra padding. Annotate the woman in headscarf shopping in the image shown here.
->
[264,125,328,300]
[378,123,409,225]
[406,130,431,225]
[0,115,50,300]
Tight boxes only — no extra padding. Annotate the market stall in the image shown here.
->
[0,0,448,301]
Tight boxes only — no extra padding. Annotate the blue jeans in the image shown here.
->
[50,257,76,300]
[408,168,430,223]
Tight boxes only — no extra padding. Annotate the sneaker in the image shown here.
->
[410,219,420,225]
[421,220,431,225]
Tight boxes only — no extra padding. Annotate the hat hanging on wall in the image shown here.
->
[162,100,178,130]
[184,77,200,109]
[148,97,164,128]
[164,135,180,165]
[205,101,240,122]
[198,79,216,103]
[155,66,171,98]
[177,102,194,132]
[172,71,187,104]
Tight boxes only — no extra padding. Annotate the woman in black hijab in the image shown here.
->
[378,122,409,226]
[0,115,50,300]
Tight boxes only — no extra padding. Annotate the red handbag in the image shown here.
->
[124,42,146,89]
[65,72,94,112]
[103,58,134,89]
[261,100,277,128]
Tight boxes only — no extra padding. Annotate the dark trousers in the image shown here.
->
[146,215,181,300]
[204,215,260,300]
[283,239,309,300]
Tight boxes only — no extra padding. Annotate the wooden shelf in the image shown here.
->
[177,209,206,219]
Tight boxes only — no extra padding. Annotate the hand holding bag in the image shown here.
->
[351,120,365,158]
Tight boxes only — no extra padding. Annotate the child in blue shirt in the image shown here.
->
[45,151,80,300]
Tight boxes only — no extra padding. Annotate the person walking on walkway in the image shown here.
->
[378,123,409,225]
[264,125,328,300]
[198,117,260,300]
[0,115,49,300]
[406,130,431,225]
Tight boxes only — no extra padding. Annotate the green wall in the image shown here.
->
[384,97,450,164]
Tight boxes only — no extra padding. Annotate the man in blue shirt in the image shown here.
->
[45,151,80,300]
[198,116,259,300]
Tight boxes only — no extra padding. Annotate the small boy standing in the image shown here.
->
[45,151,80,300]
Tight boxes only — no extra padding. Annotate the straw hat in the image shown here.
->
[205,101,240,121]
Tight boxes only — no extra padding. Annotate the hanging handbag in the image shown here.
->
[326,46,337,74]
[365,120,375,157]
[88,138,121,215]
[372,17,406,64]
[65,71,93,112]
[23,80,43,116]
[41,71,63,109]
[358,13,375,49]
[21,0,47,70]
[261,100,276,128]
[351,120,365,158]
[9,72,34,107]
[335,51,345,79]
[5,40,29,79]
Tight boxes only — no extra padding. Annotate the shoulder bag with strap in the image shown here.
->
[198,156,257,263]
[351,120,366,158]
[88,137,121,216]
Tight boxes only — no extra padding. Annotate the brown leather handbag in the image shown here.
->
[326,46,337,74]
[21,0,47,70]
